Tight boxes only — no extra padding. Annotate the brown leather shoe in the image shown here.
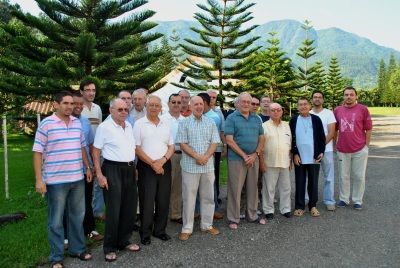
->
[201,226,220,235]
[88,231,104,241]
[178,232,191,241]
[194,213,200,220]
[213,212,224,220]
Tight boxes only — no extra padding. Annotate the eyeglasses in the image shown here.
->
[251,102,260,106]
[121,97,132,100]
[170,101,181,104]
[209,96,217,99]
[148,103,161,108]
[270,108,282,112]
[115,108,129,112]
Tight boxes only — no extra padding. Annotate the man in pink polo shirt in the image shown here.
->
[334,86,372,210]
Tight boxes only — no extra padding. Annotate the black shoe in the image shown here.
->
[141,237,151,245]
[265,213,274,220]
[170,218,183,224]
[217,198,222,204]
[132,223,140,232]
[282,212,291,218]
[153,233,171,241]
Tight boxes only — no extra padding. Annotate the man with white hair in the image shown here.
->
[118,90,135,126]
[260,103,292,219]
[179,89,192,117]
[131,88,147,121]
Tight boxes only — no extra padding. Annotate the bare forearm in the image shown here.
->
[366,130,372,146]
[226,135,247,159]
[205,143,217,158]
[135,146,154,165]
[92,148,102,175]
[81,148,90,168]
[33,152,43,182]
[180,143,199,159]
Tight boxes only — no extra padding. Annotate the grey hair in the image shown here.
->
[109,98,124,108]
[238,92,252,101]
[147,94,161,103]
[178,89,190,95]
[207,89,218,94]
[118,90,131,97]
[133,88,147,97]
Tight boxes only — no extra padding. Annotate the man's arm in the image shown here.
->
[93,147,108,190]
[33,152,46,194]
[225,135,247,160]
[326,122,336,144]
[81,147,93,182]
[366,129,372,146]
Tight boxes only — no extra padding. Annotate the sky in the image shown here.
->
[9,0,400,51]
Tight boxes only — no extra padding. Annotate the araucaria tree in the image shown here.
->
[296,20,316,93]
[326,57,343,108]
[178,0,261,100]
[0,0,163,100]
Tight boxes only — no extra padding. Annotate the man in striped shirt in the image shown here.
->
[33,91,93,267]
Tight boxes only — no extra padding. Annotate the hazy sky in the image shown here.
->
[10,0,400,51]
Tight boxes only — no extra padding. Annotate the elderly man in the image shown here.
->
[334,86,372,210]
[134,95,175,245]
[289,97,325,217]
[251,96,260,113]
[260,103,292,219]
[131,88,147,121]
[117,90,135,126]
[260,96,271,122]
[310,90,337,211]
[176,96,221,241]
[80,80,105,220]
[161,93,185,224]
[225,92,266,230]
[179,89,192,117]
[93,98,139,262]
[33,91,92,267]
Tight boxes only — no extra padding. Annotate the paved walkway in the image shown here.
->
[60,116,400,268]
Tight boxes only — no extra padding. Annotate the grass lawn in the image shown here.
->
[368,106,400,116]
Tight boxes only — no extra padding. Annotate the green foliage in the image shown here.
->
[239,32,297,102]
[169,29,185,64]
[0,0,163,107]
[326,57,343,108]
[156,36,175,77]
[177,0,261,104]
[378,53,400,106]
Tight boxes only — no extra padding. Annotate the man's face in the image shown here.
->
[72,96,84,117]
[261,97,271,111]
[168,95,182,114]
[298,99,311,116]
[133,93,146,111]
[239,95,252,113]
[179,91,190,107]
[81,83,96,103]
[208,91,217,107]
[343,89,357,106]
[190,96,204,117]
[110,99,128,123]
[119,91,132,109]
[146,97,162,117]
[312,93,324,107]
[269,104,283,121]
[54,96,74,117]
[251,97,260,113]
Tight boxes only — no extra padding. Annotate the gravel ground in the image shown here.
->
[54,116,400,268]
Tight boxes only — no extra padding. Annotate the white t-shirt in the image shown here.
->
[310,108,336,152]
[133,116,173,160]
[82,102,102,134]
[94,118,136,162]
[160,112,185,151]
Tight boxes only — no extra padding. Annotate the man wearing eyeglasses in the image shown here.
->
[80,80,105,221]
[160,94,185,224]
[131,88,147,121]
[92,98,140,262]
[179,89,192,117]
[118,90,135,126]
[134,95,175,245]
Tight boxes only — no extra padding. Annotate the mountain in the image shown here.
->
[150,20,400,89]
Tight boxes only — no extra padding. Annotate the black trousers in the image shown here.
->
[63,175,96,238]
[294,164,320,210]
[102,162,137,254]
[137,159,171,239]
[214,152,221,199]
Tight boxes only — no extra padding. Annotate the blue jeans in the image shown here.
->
[47,180,86,262]
[92,178,105,217]
[321,151,335,205]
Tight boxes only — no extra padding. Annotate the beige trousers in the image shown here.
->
[261,167,291,214]
[169,153,182,219]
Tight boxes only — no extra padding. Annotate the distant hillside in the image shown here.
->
[150,20,400,88]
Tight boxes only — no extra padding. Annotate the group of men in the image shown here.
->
[33,82,372,266]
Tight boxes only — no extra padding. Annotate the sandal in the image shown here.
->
[293,209,305,217]
[126,243,140,252]
[228,221,238,230]
[51,262,64,268]
[104,252,117,262]
[310,207,320,217]
[70,252,92,261]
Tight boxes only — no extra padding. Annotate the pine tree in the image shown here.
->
[239,32,297,101]
[296,20,316,94]
[169,29,184,65]
[326,57,343,108]
[309,61,326,92]
[157,36,175,77]
[388,68,400,107]
[176,0,261,104]
[0,0,163,102]
[377,59,387,104]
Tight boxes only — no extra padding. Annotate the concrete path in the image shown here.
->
[60,116,400,268]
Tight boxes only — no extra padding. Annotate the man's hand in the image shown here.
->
[294,154,301,166]
[260,161,267,173]
[35,179,47,194]
[152,158,165,172]
[315,153,324,163]
[195,154,209,165]
[244,153,257,167]
[86,168,93,183]
[97,174,108,190]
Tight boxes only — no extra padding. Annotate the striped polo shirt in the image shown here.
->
[33,114,86,185]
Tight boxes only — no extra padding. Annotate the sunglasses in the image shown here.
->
[171,101,181,104]
[270,108,282,112]
[251,102,260,106]
[116,108,129,112]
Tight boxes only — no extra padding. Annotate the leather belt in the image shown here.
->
[104,159,135,166]
[175,150,182,154]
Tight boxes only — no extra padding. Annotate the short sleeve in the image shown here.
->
[133,122,142,146]
[93,124,105,149]
[175,120,188,144]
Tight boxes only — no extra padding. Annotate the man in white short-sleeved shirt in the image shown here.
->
[133,95,174,245]
[310,90,337,211]
[93,98,139,261]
